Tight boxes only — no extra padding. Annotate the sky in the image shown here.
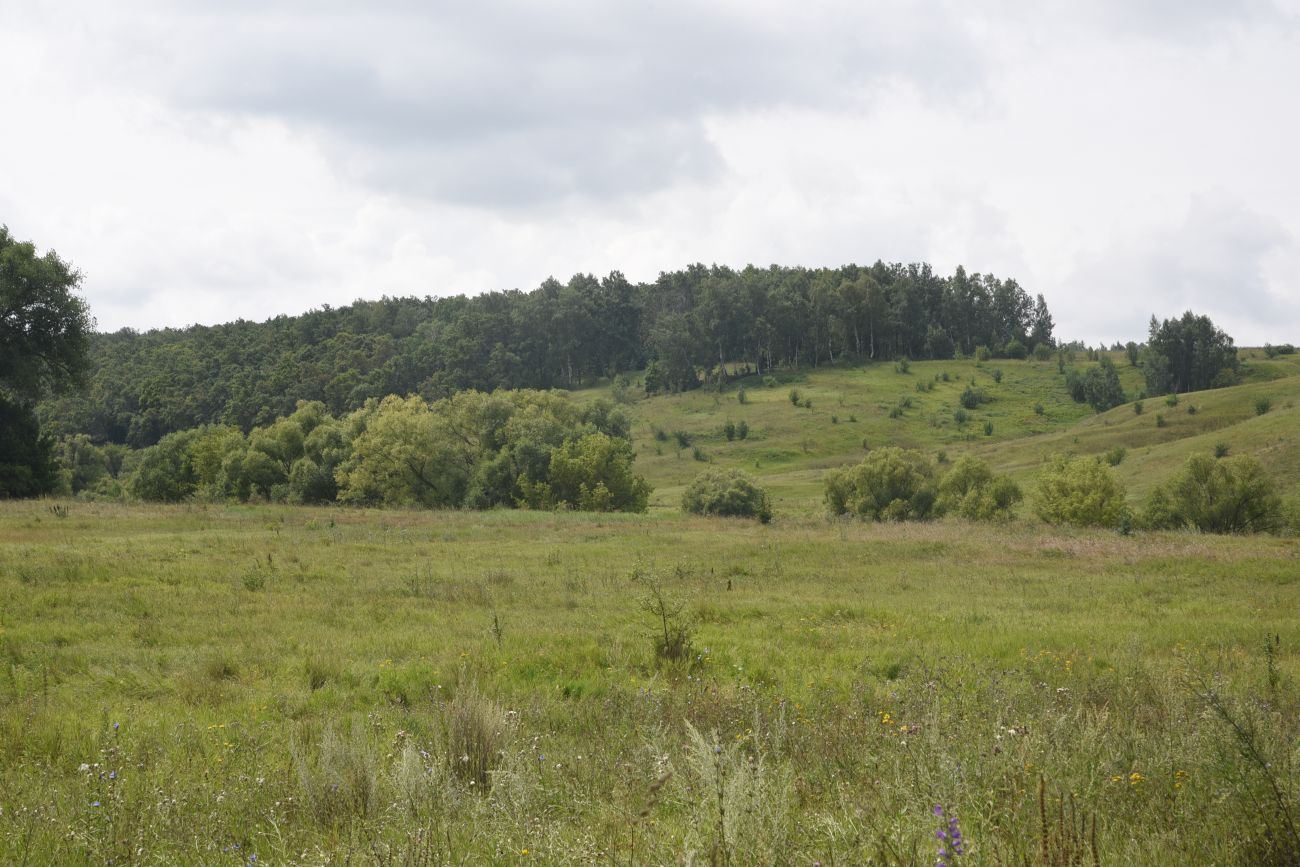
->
[2,0,1298,345]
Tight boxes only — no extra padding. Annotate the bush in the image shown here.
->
[1105,446,1127,466]
[1034,402,1045,416]
[1034,455,1128,528]
[895,357,911,374]
[1164,454,1283,534]
[737,386,748,405]
[936,456,1023,520]
[736,420,749,440]
[723,420,736,441]
[1155,413,1167,428]
[1004,339,1028,360]
[824,447,937,521]
[682,468,772,522]
[1214,441,1230,458]
[983,420,994,436]
[959,386,988,410]
[1256,397,1272,416]
[953,407,969,426]
[1166,393,1179,407]
[788,389,801,406]
[1133,400,1144,415]
[992,368,1004,384]
[975,345,992,361]
[1032,342,1053,361]
[673,430,692,449]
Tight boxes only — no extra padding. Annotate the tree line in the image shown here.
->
[39,261,1056,447]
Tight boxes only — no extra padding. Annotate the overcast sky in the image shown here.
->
[3,1,1298,344]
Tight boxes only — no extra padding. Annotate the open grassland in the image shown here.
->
[3,502,1300,863]
[600,350,1300,513]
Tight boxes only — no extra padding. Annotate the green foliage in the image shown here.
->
[824,447,937,521]
[1143,311,1239,396]
[959,386,988,410]
[736,386,748,405]
[975,345,992,361]
[681,468,772,522]
[1165,393,1179,407]
[1156,413,1167,428]
[1133,400,1144,415]
[735,420,749,440]
[788,389,801,406]
[1214,441,1230,458]
[1255,397,1272,416]
[1003,339,1028,360]
[983,420,994,436]
[0,226,92,405]
[0,397,60,497]
[129,429,201,502]
[723,420,736,441]
[895,357,911,374]
[992,368,1004,383]
[953,407,969,426]
[1065,357,1126,412]
[1162,454,1283,534]
[1034,402,1045,416]
[935,456,1023,520]
[545,433,651,512]
[1034,455,1127,528]
[1105,446,1127,467]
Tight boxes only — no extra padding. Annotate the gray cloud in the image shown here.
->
[93,0,989,208]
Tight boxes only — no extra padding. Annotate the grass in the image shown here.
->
[3,500,1300,862]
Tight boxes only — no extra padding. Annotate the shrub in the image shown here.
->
[788,389,801,406]
[723,420,736,441]
[831,415,838,424]
[763,375,778,388]
[953,408,969,426]
[652,426,669,442]
[1187,404,1198,415]
[801,398,813,409]
[1034,455,1127,528]
[1138,486,1181,531]
[673,430,692,448]
[1165,454,1282,534]
[737,386,748,405]
[936,456,1023,520]
[959,386,988,410]
[1032,342,1053,361]
[682,468,772,522]
[1004,339,1028,360]
[824,447,937,521]
[975,345,992,361]
[736,420,749,440]
[889,405,903,419]
[1133,400,1144,415]
[983,420,993,436]
[1214,441,1230,458]
[1034,402,1045,416]
[1256,397,1272,416]
[895,357,911,374]
[1166,393,1180,407]
[691,445,709,462]
[992,368,1004,384]
[1105,446,1127,466]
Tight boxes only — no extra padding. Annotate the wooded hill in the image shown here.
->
[38,262,1054,447]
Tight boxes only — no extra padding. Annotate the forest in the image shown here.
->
[37,261,1055,447]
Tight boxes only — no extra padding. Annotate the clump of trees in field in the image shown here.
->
[110,391,651,512]
[682,469,772,522]
[1034,455,1128,528]
[824,448,1021,522]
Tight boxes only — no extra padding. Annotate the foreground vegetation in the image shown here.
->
[3,501,1299,863]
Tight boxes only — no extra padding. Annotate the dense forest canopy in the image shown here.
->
[38,261,1054,446]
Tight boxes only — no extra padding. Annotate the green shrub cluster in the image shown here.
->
[682,468,772,523]
[1034,455,1127,528]
[825,448,1021,522]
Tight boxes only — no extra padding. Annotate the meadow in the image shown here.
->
[2,500,1299,864]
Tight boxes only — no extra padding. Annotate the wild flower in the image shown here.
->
[934,805,964,865]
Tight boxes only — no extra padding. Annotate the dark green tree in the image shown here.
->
[1,227,93,496]
[1143,311,1238,395]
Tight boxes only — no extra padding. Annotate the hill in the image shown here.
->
[588,350,1300,512]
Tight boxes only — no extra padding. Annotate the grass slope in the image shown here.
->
[594,350,1300,512]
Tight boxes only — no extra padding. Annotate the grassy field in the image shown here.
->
[3,501,1300,863]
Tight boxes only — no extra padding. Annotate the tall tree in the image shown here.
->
[1,227,93,496]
